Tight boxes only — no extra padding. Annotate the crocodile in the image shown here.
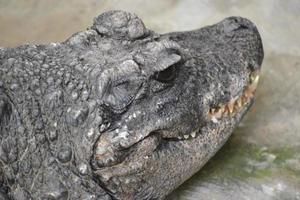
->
[0,10,263,200]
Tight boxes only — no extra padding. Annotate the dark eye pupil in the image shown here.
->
[155,65,176,83]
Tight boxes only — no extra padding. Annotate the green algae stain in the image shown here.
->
[197,135,300,181]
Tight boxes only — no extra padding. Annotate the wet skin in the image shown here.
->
[0,11,263,200]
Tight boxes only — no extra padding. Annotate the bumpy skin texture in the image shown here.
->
[0,10,263,200]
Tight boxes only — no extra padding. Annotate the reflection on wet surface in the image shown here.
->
[0,0,299,199]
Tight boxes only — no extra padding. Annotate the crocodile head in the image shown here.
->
[86,11,263,199]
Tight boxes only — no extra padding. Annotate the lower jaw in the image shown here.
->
[155,97,255,198]
[95,97,254,200]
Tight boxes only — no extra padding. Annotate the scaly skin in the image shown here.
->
[0,10,263,200]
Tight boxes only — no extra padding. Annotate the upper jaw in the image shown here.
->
[208,69,260,123]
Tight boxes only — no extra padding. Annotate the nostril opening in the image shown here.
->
[230,21,249,32]
[223,17,255,34]
[238,24,249,30]
[231,18,249,30]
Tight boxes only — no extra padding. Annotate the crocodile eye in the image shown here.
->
[154,64,177,83]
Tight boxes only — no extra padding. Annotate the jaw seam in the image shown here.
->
[209,70,259,123]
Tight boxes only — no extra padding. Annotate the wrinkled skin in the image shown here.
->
[0,10,263,200]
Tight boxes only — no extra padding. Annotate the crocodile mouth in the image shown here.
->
[209,71,259,120]
[93,70,260,166]
[173,70,260,140]
[93,70,260,199]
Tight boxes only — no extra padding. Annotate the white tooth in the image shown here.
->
[250,74,255,82]
[237,98,242,108]
[191,132,196,138]
[223,107,229,116]
[220,105,225,113]
[184,134,189,139]
[249,75,259,92]
[228,100,235,114]
[215,108,222,119]
[250,74,259,83]
[244,90,253,98]
[253,75,259,84]
[212,116,218,123]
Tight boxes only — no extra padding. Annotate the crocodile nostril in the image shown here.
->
[223,17,254,34]
[230,20,249,31]
[237,23,249,30]
[233,18,239,23]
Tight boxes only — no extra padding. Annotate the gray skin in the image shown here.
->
[0,10,263,200]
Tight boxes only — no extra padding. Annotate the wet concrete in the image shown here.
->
[0,0,299,199]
